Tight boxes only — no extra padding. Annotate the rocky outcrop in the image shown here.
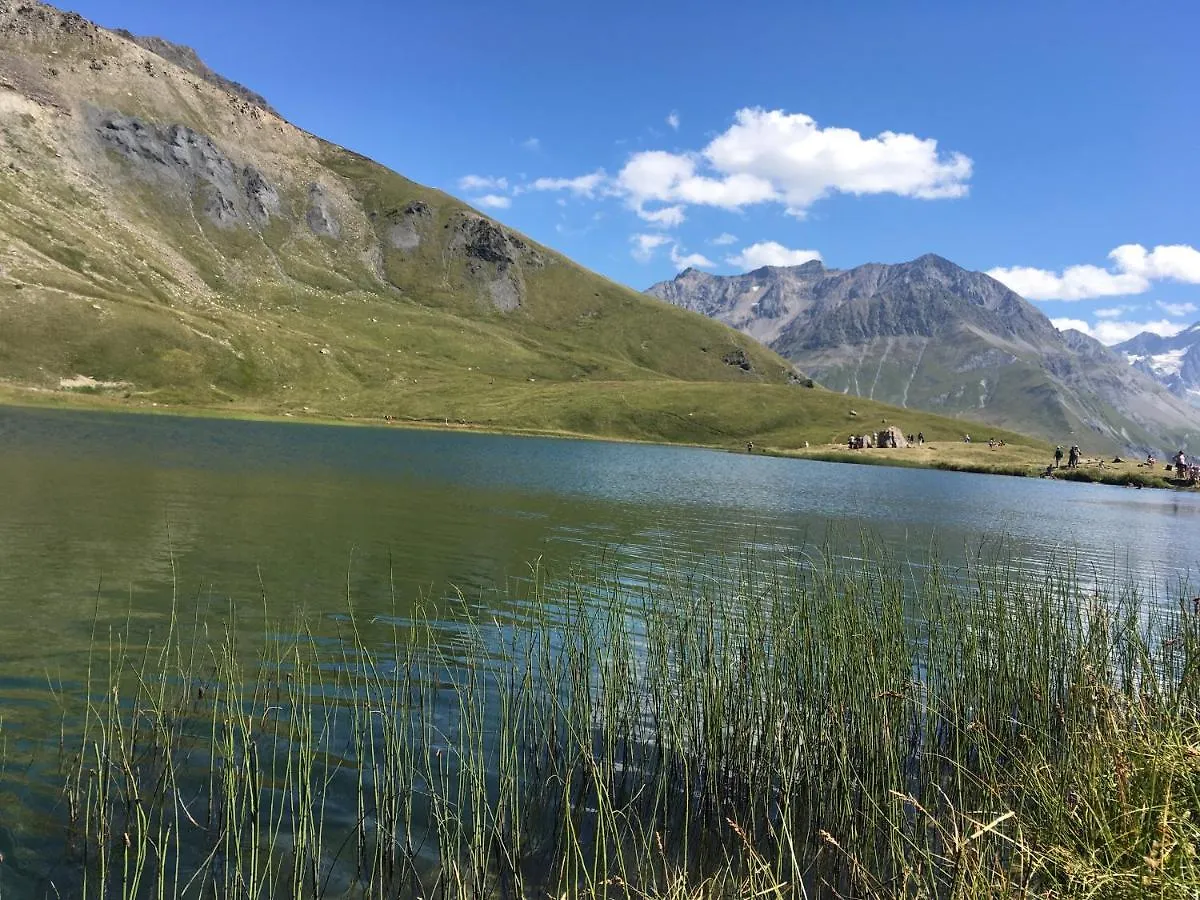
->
[243,165,281,224]
[722,348,753,372]
[304,182,340,238]
[384,200,432,251]
[0,2,104,45]
[93,112,283,229]
[448,213,544,311]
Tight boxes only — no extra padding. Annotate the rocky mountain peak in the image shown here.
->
[647,253,1199,452]
[1116,322,1200,407]
[673,266,714,282]
[910,252,955,269]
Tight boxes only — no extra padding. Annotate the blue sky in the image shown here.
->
[71,0,1200,344]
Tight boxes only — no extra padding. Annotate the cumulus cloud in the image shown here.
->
[670,244,714,270]
[727,241,822,270]
[988,244,1200,301]
[710,233,738,246]
[521,137,541,151]
[631,233,671,262]
[1156,300,1199,318]
[1111,244,1200,282]
[459,174,508,192]
[637,204,687,227]
[515,108,968,229]
[1051,317,1189,346]
[474,194,511,209]
[1094,306,1130,319]
[530,171,606,198]
[615,108,971,223]
[986,265,1146,301]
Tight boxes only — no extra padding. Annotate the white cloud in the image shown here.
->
[475,194,511,209]
[670,244,714,270]
[459,174,508,192]
[987,264,1147,301]
[637,204,687,227]
[1156,300,1199,318]
[987,243,1200,301]
[617,149,777,215]
[630,233,671,262]
[666,111,680,131]
[616,108,971,220]
[710,233,738,246]
[727,241,822,270]
[1052,317,1189,346]
[1050,318,1091,334]
[521,137,541,151]
[530,170,606,198]
[1111,244,1200,282]
[1094,306,1129,319]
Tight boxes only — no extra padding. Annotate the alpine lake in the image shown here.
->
[1,405,1198,898]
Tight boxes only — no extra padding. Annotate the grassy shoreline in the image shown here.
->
[6,384,1190,491]
[8,546,1199,899]
[767,442,1194,490]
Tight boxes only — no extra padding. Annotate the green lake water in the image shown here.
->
[1,404,1198,893]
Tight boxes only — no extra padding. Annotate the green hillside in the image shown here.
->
[0,2,1042,455]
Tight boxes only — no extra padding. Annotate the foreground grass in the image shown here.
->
[10,547,1198,899]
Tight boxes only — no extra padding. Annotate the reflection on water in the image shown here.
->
[2,405,1198,660]
[0,404,1199,893]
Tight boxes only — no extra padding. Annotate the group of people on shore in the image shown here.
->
[1052,445,1200,485]
[1173,449,1200,483]
[1053,444,1082,469]
[845,431,925,450]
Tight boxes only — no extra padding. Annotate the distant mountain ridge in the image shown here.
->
[648,256,1199,453]
[1116,324,1200,407]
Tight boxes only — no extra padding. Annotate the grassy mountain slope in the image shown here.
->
[0,2,1043,453]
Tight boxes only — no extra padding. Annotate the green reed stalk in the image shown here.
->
[31,542,1200,900]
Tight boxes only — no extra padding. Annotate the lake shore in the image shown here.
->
[4,385,1189,491]
[768,441,1194,490]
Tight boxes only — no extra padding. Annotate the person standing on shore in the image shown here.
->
[1054,445,1064,468]
[1068,445,1080,468]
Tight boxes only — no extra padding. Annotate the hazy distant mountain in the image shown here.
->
[1115,324,1200,408]
[648,256,1199,453]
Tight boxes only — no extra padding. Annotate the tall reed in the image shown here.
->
[23,543,1200,899]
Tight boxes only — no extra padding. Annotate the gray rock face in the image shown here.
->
[243,166,281,224]
[649,254,1198,454]
[94,112,283,229]
[448,213,544,311]
[385,200,432,251]
[1115,323,1200,407]
[305,183,340,238]
[650,255,1056,354]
